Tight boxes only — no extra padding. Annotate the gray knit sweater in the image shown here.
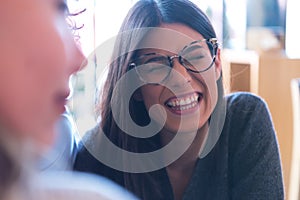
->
[74,92,284,200]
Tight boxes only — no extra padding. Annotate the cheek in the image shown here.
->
[0,30,67,146]
[28,30,67,76]
[141,85,163,108]
[0,2,71,148]
[0,72,55,138]
[140,86,167,121]
[200,69,219,110]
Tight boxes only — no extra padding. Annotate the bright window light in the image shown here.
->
[285,0,300,58]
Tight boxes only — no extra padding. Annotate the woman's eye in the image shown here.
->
[188,55,205,63]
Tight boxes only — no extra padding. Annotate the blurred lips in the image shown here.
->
[55,90,70,113]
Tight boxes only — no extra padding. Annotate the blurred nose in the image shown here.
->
[168,57,192,87]
[69,40,87,75]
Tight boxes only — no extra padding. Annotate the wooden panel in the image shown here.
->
[230,63,250,92]
[222,49,300,200]
[222,49,258,94]
[290,78,300,200]
[257,52,300,200]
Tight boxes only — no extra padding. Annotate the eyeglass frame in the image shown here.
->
[129,38,219,83]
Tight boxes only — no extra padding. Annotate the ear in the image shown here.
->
[133,88,143,101]
[214,48,222,80]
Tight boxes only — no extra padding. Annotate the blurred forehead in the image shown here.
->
[137,23,205,53]
[0,0,52,28]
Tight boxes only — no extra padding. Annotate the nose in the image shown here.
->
[169,56,192,86]
[69,40,87,75]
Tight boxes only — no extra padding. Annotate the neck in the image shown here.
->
[161,123,209,200]
[0,125,41,200]
[161,122,209,172]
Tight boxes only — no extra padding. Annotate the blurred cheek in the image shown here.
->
[0,27,67,147]
[0,79,55,145]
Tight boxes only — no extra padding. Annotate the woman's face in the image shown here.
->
[135,23,221,134]
[0,0,86,147]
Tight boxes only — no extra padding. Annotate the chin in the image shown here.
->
[31,127,56,151]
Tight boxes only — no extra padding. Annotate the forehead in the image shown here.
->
[136,23,205,53]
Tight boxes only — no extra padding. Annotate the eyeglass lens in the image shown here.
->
[133,40,215,83]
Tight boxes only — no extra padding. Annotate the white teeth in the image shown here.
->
[191,96,195,102]
[186,98,191,104]
[180,99,185,105]
[166,93,200,109]
[171,101,176,107]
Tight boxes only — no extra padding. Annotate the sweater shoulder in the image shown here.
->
[74,125,104,171]
[224,92,275,141]
[226,92,267,111]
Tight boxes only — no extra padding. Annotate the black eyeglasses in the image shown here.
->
[129,38,218,84]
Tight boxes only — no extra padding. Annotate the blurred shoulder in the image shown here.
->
[76,124,101,153]
[34,171,138,200]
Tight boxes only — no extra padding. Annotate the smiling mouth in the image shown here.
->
[165,92,202,112]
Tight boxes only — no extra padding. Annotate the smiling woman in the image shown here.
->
[74,0,284,199]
